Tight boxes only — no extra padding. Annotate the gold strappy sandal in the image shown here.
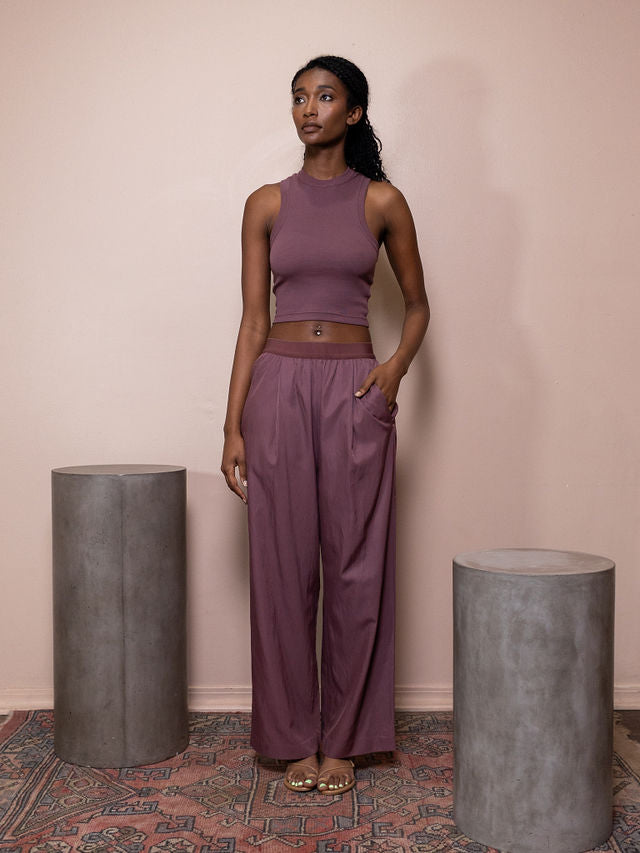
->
[316,757,356,795]
[283,759,319,792]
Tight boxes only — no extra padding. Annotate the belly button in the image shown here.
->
[314,325,322,336]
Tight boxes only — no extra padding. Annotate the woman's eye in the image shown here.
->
[293,96,305,105]
[320,93,333,101]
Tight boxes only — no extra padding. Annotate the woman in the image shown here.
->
[221,55,429,794]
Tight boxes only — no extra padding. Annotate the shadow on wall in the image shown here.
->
[376,59,541,676]
[186,468,250,689]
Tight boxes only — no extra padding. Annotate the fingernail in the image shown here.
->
[242,479,247,487]
[354,390,363,397]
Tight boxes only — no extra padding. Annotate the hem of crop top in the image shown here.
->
[269,168,381,253]
[272,311,369,326]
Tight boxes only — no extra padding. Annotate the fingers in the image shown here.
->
[237,461,248,503]
[235,476,248,505]
[379,391,394,411]
[354,371,395,410]
[221,462,248,505]
[358,382,395,411]
[354,371,377,398]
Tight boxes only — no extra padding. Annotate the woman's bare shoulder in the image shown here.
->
[243,181,281,229]
[245,181,281,207]
[367,178,408,209]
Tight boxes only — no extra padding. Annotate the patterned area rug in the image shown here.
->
[0,710,638,852]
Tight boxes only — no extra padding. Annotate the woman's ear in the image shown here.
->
[347,105,363,126]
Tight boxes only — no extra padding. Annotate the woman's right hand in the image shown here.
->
[221,432,248,505]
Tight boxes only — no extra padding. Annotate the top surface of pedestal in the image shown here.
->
[52,464,185,476]
[454,547,614,575]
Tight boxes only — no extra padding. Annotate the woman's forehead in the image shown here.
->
[293,67,344,93]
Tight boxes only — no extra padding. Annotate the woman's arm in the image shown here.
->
[220,184,277,502]
[357,183,430,407]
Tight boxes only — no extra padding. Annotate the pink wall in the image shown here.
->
[1,0,639,710]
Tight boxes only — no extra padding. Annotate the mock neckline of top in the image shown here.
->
[296,166,359,187]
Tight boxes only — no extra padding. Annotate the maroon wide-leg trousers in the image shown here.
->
[241,338,398,759]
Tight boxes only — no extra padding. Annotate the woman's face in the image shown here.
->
[291,68,362,148]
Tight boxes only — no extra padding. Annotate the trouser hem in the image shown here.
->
[251,732,320,761]
[321,736,397,758]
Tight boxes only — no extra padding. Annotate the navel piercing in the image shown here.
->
[314,325,322,336]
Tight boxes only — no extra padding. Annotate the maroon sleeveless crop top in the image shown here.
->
[269,166,380,327]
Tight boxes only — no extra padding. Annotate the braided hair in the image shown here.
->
[291,55,389,183]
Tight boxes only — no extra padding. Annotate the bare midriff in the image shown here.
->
[268,320,371,343]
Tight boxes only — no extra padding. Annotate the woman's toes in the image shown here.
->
[285,754,319,790]
[318,756,355,792]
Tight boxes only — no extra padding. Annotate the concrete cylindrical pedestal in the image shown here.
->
[453,548,614,853]
[52,464,188,767]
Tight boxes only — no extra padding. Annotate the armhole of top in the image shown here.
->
[269,178,290,245]
[357,175,381,251]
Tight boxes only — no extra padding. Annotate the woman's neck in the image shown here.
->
[301,151,348,181]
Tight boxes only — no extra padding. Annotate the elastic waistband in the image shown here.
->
[262,338,375,360]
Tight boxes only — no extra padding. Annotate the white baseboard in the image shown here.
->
[2,684,639,714]
[187,684,455,712]
[395,685,454,710]
[188,685,252,711]
[0,688,55,714]
[613,685,640,710]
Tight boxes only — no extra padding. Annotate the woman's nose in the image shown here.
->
[303,98,317,117]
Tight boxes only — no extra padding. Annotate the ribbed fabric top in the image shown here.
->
[269,166,380,327]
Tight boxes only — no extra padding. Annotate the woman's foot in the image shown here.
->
[317,754,356,794]
[283,752,320,792]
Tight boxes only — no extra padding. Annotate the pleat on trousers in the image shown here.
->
[241,338,397,759]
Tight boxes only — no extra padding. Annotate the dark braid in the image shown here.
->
[291,55,390,183]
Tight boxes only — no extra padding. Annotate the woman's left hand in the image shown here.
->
[355,358,405,411]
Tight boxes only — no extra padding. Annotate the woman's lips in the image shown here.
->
[302,124,321,132]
